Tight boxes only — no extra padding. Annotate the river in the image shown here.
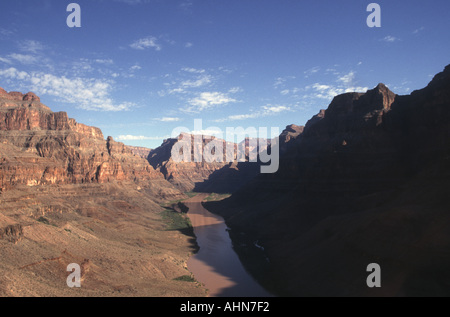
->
[184,193,272,297]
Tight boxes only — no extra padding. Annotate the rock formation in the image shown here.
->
[0,88,180,199]
[0,88,202,297]
[148,132,271,193]
[127,145,152,159]
[206,64,450,296]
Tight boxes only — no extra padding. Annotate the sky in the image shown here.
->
[0,0,449,149]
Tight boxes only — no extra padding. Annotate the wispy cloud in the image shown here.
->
[95,58,114,65]
[18,40,45,53]
[0,28,15,38]
[116,135,167,141]
[304,66,320,78]
[130,36,162,51]
[130,64,142,71]
[0,67,133,111]
[182,91,237,113]
[159,68,215,96]
[180,74,212,89]
[182,67,205,74]
[305,82,369,100]
[7,53,39,65]
[158,117,181,122]
[0,57,12,64]
[337,71,355,85]
[380,35,401,43]
[412,26,425,34]
[273,75,295,88]
[215,104,292,122]
[228,87,243,94]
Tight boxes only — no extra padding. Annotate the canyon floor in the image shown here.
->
[0,182,207,297]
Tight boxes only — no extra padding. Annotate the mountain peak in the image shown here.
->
[375,82,388,90]
[0,87,40,103]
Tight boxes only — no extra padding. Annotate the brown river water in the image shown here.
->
[184,193,272,297]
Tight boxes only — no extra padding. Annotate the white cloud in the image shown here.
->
[185,42,193,48]
[413,26,425,34]
[228,87,242,94]
[0,67,29,80]
[224,114,256,121]
[159,117,181,122]
[18,40,45,53]
[338,71,355,85]
[304,66,320,77]
[262,105,290,113]
[180,74,212,88]
[381,35,400,43]
[130,64,142,71]
[215,104,292,122]
[8,53,38,64]
[273,75,295,88]
[0,67,133,111]
[161,71,213,96]
[116,135,167,141]
[0,28,14,37]
[306,82,368,100]
[130,36,162,51]
[95,58,114,65]
[182,67,204,74]
[183,92,237,113]
[0,57,12,64]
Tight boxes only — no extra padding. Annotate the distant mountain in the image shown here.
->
[147,132,273,193]
[127,145,152,159]
[206,64,450,296]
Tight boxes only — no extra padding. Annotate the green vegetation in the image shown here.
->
[173,275,196,282]
[184,191,198,198]
[161,209,193,232]
[204,192,231,202]
[160,191,197,208]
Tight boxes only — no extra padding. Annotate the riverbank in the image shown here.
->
[184,194,273,297]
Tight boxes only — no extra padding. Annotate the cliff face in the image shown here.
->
[0,88,202,297]
[207,65,450,296]
[148,133,268,192]
[127,145,152,159]
[148,134,227,192]
[0,88,181,200]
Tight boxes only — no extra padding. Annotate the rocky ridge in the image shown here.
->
[148,132,271,193]
[0,88,201,296]
[0,88,180,199]
[206,64,450,296]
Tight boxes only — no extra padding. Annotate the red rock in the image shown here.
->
[0,88,179,198]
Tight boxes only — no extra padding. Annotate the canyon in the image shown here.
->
[206,64,450,296]
[1,63,450,297]
[0,88,202,296]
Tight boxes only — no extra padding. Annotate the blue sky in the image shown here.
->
[0,0,449,148]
